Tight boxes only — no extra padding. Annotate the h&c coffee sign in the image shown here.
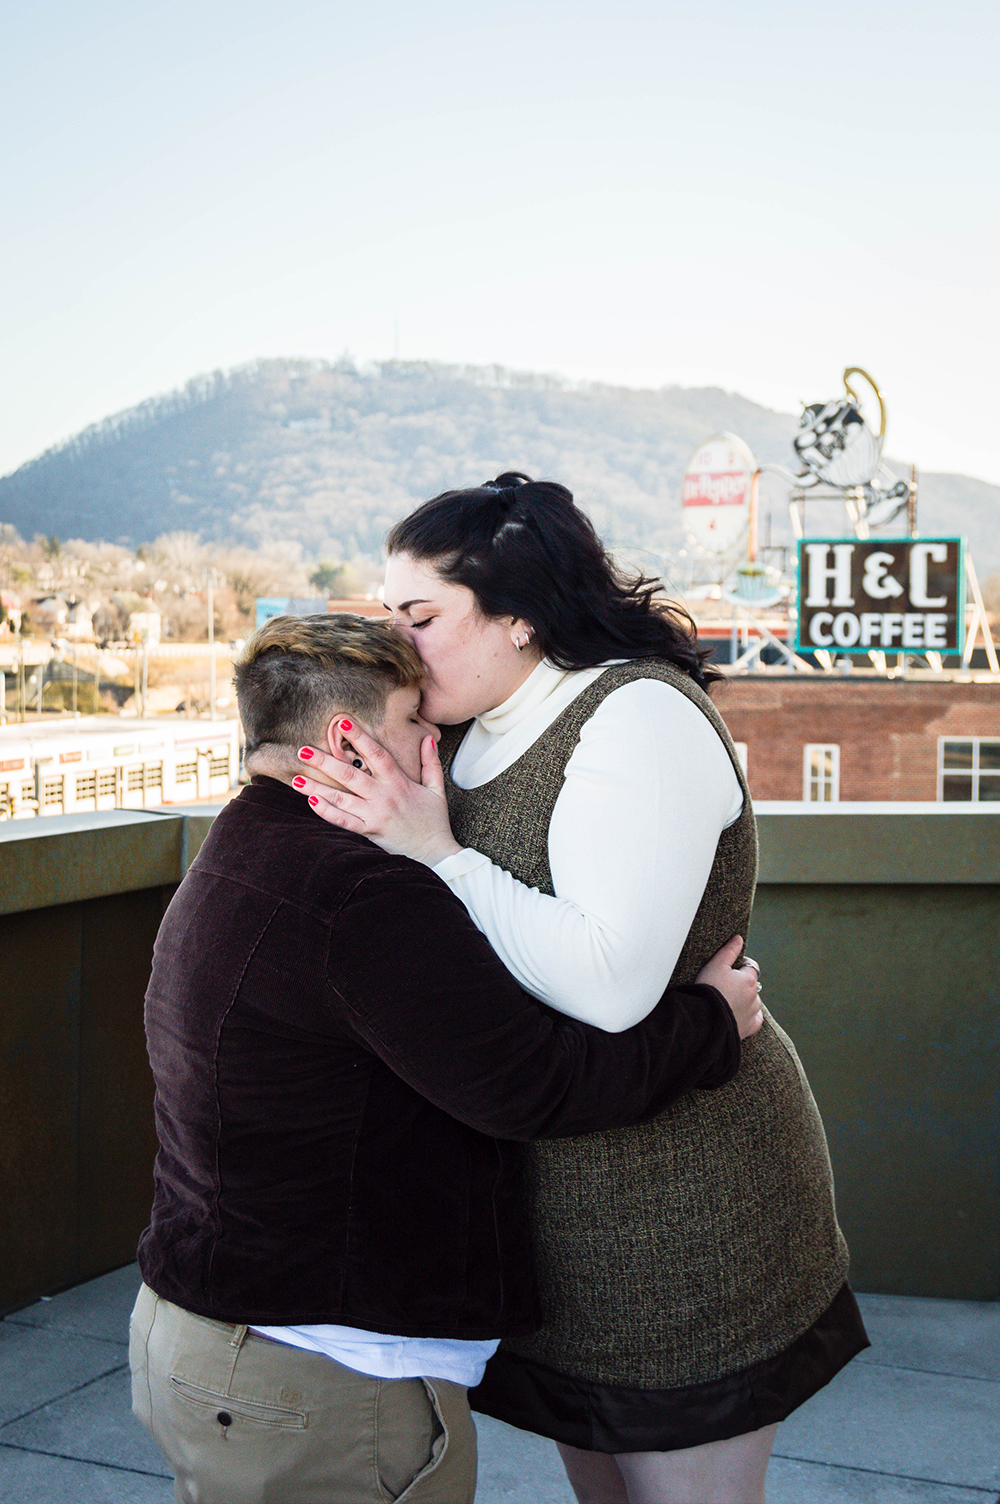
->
[795,538,964,655]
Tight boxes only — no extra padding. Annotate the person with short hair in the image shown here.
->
[130,611,761,1504]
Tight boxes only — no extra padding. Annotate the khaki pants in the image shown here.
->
[130,1284,477,1503]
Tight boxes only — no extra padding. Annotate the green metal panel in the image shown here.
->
[77,888,170,1280]
[0,904,84,1309]
[0,807,229,1310]
[751,883,1000,1299]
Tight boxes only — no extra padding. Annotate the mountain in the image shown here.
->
[1,358,997,574]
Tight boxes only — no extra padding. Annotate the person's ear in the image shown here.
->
[324,715,367,771]
[509,618,536,653]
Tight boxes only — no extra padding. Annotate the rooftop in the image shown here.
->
[3,803,998,1501]
[2,1265,998,1503]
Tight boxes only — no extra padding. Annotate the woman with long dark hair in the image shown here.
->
[294,473,868,1503]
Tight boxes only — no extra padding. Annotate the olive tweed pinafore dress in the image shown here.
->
[443,661,868,1452]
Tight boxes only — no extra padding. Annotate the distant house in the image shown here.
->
[28,593,94,640]
[65,599,95,640]
[284,409,331,431]
[30,594,70,632]
[0,591,21,633]
[129,611,162,646]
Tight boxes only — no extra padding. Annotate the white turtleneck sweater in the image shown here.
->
[432,660,744,1032]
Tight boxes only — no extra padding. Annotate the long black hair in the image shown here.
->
[386,472,719,689]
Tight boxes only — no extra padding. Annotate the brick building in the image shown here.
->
[714,675,1000,803]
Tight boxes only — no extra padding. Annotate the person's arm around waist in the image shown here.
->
[328,867,756,1142]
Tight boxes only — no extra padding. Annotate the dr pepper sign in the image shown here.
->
[795,538,965,655]
[681,434,755,552]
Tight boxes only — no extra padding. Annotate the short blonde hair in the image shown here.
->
[234,613,422,754]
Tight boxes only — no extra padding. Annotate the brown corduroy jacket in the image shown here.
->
[137,776,740,1339]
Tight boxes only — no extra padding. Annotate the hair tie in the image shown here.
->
[482,471,531,496]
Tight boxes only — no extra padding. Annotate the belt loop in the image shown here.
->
[229,1323,249,1349]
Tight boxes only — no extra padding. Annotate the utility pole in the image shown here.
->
[207,568,217,721]
[17,628,25,722]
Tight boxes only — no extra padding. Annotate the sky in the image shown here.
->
[2,0,999,486]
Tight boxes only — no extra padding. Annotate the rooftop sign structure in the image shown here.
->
[680,365,998,678]
[792,367,912,534]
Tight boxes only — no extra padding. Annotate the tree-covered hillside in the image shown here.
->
[1,358,997,572]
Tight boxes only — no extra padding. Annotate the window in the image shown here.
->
[42,776,64,809]
[145,762,163,789]
[939,739,1000,802]
[127,766,145,792]
[175,760,197,783]
[804,744,840,803]
[75,772,97,802]
[97,769,118,800]
[209,755,230,780]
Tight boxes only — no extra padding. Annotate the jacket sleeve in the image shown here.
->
[327,865,740,1142]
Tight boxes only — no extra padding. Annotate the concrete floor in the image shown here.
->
[1,1266,998,1502]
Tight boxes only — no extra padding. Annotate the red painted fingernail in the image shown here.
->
[292,776,306,789]
[340,719,353,732]
[308,796,319,807]
[298,747,314,760]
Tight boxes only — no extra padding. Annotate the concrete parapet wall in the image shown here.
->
[1,805,997,1312]
[749,808,999,1302]
[0,807,220,1314]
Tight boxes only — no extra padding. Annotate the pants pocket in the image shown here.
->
[168,1374,308,1431]
[374,1377,446,1502]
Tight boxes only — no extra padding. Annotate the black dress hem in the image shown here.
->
[468,1281,869,1454]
